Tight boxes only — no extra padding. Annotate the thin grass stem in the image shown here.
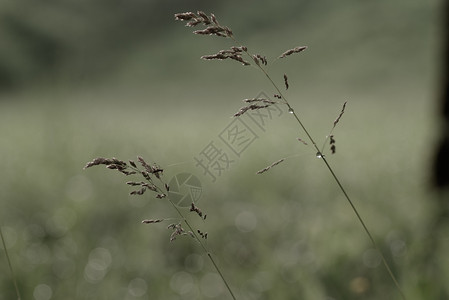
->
[150,176,236,300]
[231,35,407,300]
[0,226,21,300]
[166,197,237,300]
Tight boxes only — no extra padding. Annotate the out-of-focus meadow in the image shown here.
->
[0,0,447,299]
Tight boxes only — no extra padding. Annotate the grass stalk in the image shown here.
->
[129,162,237,299]
[0,226,21,300]
[236,39,407,300]
[166,198,237,300]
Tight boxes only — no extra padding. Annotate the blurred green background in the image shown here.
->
[0,0,447,299]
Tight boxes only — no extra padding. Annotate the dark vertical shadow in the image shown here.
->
[434,2,449,189]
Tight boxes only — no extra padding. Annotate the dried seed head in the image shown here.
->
[201,47,250,66]
[197,11,210,24]
[187,19,202,27]
[243,98,277,104]
[211,13,219,25]
[141,182,157,192]
[84,157,124,169]
[278,46,308,59]
[126,181,142,186]
[331,144,336,154]
[142,219,164,224]
[138,156,152,172]
[130,187,146,195]
[252,55,260,66]
[194,26,227,37]
[141,171,152,181]
[252,54,267,66]
[329,135,336,154]
[197,229,208,239]
[176,11,233,38]
[174,12,197,21]
[284,74,289,90]
[333,101,347,129]
[190,202,206,219]
[297,138,308,145]
[233,104,270,117]
[256,159,285,174]
[169,223,186,242]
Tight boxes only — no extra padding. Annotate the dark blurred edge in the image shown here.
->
[434,0,449,190]
[0,0,213,90]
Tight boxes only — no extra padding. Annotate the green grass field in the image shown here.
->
[0,1,446,299]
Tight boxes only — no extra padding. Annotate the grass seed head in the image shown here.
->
[142,219,164,224]
[278,46,308,59]
[256,159,285,174]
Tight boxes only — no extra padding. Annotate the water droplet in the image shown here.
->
[288,108,294,114]
[316,152,324,159]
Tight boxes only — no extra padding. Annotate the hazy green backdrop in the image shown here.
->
[0,0,446,299]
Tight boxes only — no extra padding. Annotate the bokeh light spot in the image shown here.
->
[33,284,52,300]
[235,211,257,233]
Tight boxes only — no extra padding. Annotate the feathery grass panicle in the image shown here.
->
[175,11,233,38]
[85,154,237,299]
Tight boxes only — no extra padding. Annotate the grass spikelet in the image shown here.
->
[174,12,197,22]
[142,219,164,224]
[256,159,285,174]
[330,135,336,154]
[190,202,206,219]
[201,47,250,65]
[197,229,208,239]
[284,74,289,90]
[333,101,347,129]
[243,98,277,104]
[297,138,308,145]
[252,54,267,66]
[278,46,308,58]
[176,11,233,38]
[233,104,270,117]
